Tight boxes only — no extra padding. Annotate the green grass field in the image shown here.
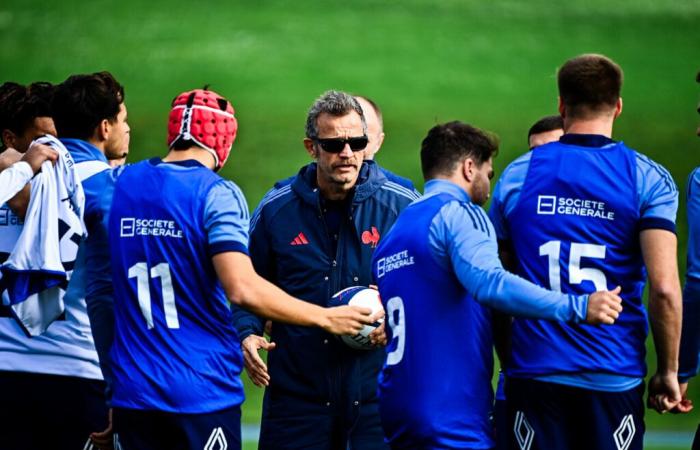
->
[3,0,699,448]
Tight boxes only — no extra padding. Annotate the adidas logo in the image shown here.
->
[290,232,309,246]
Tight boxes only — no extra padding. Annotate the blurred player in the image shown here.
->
[677,70,700,445]
[0,81,108,450]
[107,88,372,450]
[527,114,564,149]
[50,71,131,448]
[489,54,682,450]
[354,95,418,191]
[372,120,622,448]
[234,90,417,449]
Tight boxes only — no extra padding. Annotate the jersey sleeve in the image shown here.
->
[204,180,250,256]
[431,201,588,322]
[636,154,678,232]
[680,168,700,382]
[0,162,33,205]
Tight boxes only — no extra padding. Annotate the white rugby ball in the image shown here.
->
[328,286,384,350]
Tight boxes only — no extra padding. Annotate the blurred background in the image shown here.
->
[2,0,698,448]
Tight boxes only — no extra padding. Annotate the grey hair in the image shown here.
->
[305,90,367,139]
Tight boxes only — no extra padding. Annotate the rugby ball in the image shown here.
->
[328,286,384,350]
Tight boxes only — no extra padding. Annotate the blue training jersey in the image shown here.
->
[680,167,700,381]
[373,192,495,449]
[108,158,249,413]
[372,180,592,449]
[490,135,678,389]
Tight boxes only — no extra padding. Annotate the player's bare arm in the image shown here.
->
[641,228,683,413]
[2,143,58,217]
[213,251,373,335]
[0,147,22,170]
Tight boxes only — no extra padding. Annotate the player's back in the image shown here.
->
[373,192,494,448]
[507,139,650,379]
[108,158,244,413]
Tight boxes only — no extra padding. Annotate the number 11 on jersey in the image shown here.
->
[128,262,180,329]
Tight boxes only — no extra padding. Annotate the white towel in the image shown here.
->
[0,135,85,335]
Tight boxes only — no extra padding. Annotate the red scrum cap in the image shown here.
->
[167,88,237,170]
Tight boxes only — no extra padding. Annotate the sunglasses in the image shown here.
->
[314,136,368,153]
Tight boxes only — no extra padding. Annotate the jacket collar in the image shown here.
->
[60,138,108,164]
[291,160,388,207]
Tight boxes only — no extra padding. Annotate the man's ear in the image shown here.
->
[2,129,17,149]
[375,132,386,154]
[558,97,566,119]
[614,97,623,119]
[303,138,317,159]
[97,118,110,142]
[462,158,475,182]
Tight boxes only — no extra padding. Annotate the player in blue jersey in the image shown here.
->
[493,114,566,450]
[677,70,700,445]
[107,88,372,450]
[489,54,682,450]
[50,71,131,449]
[234,90,418,450]
[372,120,622,449]
[0,80,108,450]
[354,95,419,192]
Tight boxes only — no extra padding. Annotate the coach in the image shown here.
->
[233,90,418,449]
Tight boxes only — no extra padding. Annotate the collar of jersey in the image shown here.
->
[60,138,108,165]
[424,179,471,203]
[149,157,205,168]
[560,133,616,148]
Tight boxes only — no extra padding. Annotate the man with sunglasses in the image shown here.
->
[234,90,418,449]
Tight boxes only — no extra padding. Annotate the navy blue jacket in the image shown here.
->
[233,160,418,417]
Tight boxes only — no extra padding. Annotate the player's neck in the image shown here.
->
[564,119,613,138]
[163,147,216,170]
[86,137,106,154]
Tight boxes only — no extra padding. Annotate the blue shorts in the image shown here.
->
[0,371,108,450]
[505,378,644,450]
[113,404,241,450]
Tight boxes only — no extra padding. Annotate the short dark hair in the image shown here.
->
[558,54,623,118]
[52,71,124,140]
[0,81,54,148]
[527,115,564,139]
[305,90,366,139]
[421,121,499,180]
